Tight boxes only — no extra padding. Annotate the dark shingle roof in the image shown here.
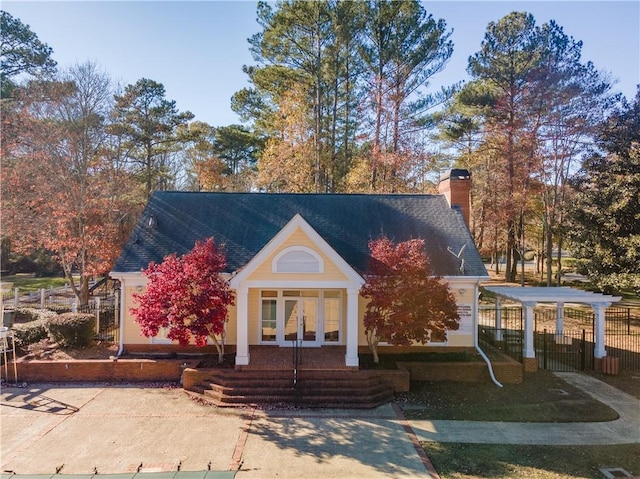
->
[112,192,488,277]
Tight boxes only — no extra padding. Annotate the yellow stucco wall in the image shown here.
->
[122,282,239,346]
[123,285,148,344]
[356,283,475,348]
[122,282,475,348]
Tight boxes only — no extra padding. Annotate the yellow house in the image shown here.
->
[110,170,489,368]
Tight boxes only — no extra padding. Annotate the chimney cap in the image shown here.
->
[439,169,471,182]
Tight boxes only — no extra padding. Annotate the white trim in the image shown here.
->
[230,214,364,289]
[484,286,621,305]
[272,246,324,273]
[150,327,173,344]
[110,272,148,287]
[242,280,356,289]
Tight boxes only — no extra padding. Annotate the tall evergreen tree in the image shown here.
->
[109,78,194,199]
[0,10,57,97]
[568,90,640,294]
[458,12,615,283]
[234,0,452,193]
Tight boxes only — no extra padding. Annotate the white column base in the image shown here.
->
[235,354,250,366]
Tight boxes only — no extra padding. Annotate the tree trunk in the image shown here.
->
[505,220,516,283]
[211,332,225,364]
[366,331,380,364]
[520,212,526,286]
[556,235,564,287]
[545,220,554,287]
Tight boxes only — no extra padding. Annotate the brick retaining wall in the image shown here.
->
[398,357,523,384]
[10,358,199,383]
[9,356,521,385]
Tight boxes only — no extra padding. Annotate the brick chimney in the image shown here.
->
[438,169,472,227]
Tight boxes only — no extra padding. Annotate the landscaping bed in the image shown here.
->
[6,338,199,383]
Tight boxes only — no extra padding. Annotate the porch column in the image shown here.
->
[523,301,536,359]
[345,287,359,367]
[556,302,564,334]
[495,296,503,341]
[235,286,250,366]
[593,302,610,359]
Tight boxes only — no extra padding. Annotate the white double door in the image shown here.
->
[282,297,319,346]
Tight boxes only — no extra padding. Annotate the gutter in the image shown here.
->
[473,281,503,388]
[110,272,126,358]
[117,279,125,357]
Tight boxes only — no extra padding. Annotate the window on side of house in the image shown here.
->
[260,291,277,342]
[323,291,340,342]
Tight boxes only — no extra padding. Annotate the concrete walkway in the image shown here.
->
[0,384,435,479]
[408,372,640,445]
[1,373,637,479]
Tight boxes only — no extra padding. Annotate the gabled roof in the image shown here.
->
[229,213,365,288]
[111,192,488,278]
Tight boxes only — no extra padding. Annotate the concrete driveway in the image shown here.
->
[0,383,435,479]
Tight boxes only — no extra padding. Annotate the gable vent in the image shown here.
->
[273,246,324,273]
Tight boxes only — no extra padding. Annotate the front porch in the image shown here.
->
[183,345,405,408]
[237,345,352,370]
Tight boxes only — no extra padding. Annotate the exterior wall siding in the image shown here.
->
[119,261,479,352]
[123,285,148,344]
[122,281,476,349]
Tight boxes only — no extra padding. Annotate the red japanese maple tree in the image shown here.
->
[131,238,234,363]
[361,237,460,363]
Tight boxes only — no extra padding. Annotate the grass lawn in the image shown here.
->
[400,370,619,422]
[0,274,70,292]
[413,371,639,478]
[423,443,640,479]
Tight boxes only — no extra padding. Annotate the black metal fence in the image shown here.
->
[478,326,523,363]
[3,289,119,344]
[76,301,119,343]
[535,329,594,372]
[479,304,640,371]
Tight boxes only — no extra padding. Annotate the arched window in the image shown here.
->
[272,246,324,273]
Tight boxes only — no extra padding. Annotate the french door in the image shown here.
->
[283,297,319,345]
[260,290,341,347]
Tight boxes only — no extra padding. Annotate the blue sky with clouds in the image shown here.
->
[4,1,639,127]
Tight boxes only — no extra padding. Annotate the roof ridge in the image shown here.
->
[153,191,443,198]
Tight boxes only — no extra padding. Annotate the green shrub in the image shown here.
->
[47,313,95,348]
[45,303,74,314]
[13,307,42,322]
[12,319,49,352]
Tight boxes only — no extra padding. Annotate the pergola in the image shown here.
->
[483,286,622,366]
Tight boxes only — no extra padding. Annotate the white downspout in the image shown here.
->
[116,277,125,357]
[474,283,503,388]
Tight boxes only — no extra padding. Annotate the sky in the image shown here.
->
[3,1,639,128]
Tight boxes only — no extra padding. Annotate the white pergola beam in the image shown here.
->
[484,286,621,364]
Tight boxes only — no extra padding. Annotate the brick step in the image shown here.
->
[191,369,395,408]
[188,391,391,409]
[208,382,389,397]
[203,388,394,407]
[204,376,383,390]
